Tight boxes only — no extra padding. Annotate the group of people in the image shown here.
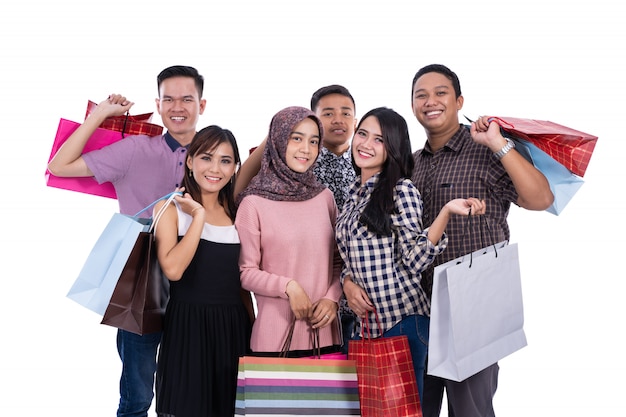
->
[48,64,553,417]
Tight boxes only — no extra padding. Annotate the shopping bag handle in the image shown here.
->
[279,317,336,358]
[149,192,181,233]
[132,191,182,219]
[361,310,384,340]
[461,212,498,268]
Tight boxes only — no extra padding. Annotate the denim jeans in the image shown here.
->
[356,314,429,401]
[116,329,161,417]
[340,312,357,354]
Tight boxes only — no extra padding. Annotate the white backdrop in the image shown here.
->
[1,0,623,415]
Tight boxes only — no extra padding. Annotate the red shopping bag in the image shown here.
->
[348,311,422,417]
[85,100,164,137]
[491,116,597,177]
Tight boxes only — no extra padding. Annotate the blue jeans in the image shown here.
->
[116,329,161,417]
[378,314,429,401]
[340,312,357,354]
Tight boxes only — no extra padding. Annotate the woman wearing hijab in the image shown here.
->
[235,106,342,356]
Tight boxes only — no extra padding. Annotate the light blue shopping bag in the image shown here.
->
[513,139,584,215]
[66,192,180,315]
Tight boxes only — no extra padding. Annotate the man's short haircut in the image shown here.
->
[411,64,462,98]
[157,65,204,98]
[310,84,355,112]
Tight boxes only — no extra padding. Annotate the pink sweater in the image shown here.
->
[235,190,342,352]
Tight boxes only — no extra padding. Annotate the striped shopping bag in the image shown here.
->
[235,355,361,416]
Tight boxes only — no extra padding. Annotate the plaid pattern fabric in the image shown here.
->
[495,116,597,177]
[336,176,446,337]
[235,356,361,416]
[411,126,518,303]
[86,100,164,137]
[348,329,422,417]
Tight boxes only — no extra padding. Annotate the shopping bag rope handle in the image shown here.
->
[149,192,180,233]
[279,317,335,358]
[361,310,384,340]
[462,212,498,268]
[132,191,182,219]
[463,115,515,129]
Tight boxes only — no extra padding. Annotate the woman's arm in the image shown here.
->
[154,195,205,281]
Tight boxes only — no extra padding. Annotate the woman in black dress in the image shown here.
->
[154,125,253,417]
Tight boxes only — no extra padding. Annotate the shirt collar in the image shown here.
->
[319,146,352,160]
[164,131,187,152]
[356,171,381,191]
[420,124,468,156]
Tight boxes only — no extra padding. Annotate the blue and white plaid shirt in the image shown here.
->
[336,174,447,338]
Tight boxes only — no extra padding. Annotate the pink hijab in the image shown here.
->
[238,106,326,203]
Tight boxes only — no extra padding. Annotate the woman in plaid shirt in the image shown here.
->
[335,107,485,400]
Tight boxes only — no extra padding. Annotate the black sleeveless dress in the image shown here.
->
[156,206,251,417]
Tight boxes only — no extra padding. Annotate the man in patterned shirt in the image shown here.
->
[310,85,358,353]
[310,85,357,211]
[410,64,553,417]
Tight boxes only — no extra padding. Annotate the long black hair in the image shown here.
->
[353,107,414,235]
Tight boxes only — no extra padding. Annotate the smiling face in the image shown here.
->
[285,117,320,173]
[411,71,464,141]
[187,141,237,195]
[156,76,206,145]
[352,115,387,182]
[314,93,356,155]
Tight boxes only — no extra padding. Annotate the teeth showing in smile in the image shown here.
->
[426,110,442,116]
[171,116,185,121]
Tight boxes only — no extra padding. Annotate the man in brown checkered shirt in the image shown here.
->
[410,64,553,417]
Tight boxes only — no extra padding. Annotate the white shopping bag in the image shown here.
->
[428,241,527,382]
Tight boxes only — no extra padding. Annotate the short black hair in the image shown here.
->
[310,84,355,112]
[157,65,204,98]
[411,64,462,98]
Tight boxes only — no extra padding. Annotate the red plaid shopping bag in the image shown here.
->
[85,100,163,137]
[348,311,422,417]
[490,116,597,177]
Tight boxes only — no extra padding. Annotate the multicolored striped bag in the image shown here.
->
[234,355,361,416]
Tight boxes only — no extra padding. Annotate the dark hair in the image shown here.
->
[310,84,355,112]
[183,125,241,221]
[157,65,204,98]
[411,64,462,99]
[354,107,414,235]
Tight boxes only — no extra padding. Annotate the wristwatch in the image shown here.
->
[494,138,515,160]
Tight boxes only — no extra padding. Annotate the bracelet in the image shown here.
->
[191,206,203,215]
[494,138,515,160]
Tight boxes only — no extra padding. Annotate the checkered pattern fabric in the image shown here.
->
[348,318,422,417]
[495,116,597,177]
[336,176,446,336]
[86,100,164,137]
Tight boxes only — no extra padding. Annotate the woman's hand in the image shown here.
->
[444,197,486,216]
[311,298,338,329]
[343,278,374,318]
[285,280,312,320]
[173,187,204,218]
